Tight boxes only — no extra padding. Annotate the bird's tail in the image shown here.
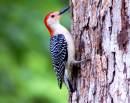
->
[64,70,75,93]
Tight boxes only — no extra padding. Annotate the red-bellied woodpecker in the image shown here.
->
[44,7,81,93]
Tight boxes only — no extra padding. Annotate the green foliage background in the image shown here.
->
[0,0,71,103]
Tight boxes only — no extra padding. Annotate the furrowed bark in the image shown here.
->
[70,0,130,103]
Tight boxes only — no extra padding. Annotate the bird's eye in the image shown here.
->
[51,15,55,18]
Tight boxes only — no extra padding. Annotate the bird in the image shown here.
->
[44,6,82,93]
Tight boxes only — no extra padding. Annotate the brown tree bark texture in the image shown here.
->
[70,0,130,103]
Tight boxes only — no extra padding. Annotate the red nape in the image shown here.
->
[44,12,54,37]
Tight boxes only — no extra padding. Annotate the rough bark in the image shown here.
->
[70,0,130,103]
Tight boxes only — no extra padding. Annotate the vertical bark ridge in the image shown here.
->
[70,0,130,103]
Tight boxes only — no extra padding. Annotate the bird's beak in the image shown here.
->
[59,6,70,15]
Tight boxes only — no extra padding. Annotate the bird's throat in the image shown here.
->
[46,25,54,37]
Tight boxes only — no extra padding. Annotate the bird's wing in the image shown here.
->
[50,34,68,89]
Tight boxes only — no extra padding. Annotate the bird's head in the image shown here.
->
[44,7,69,36]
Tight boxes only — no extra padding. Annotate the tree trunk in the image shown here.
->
[70,0,130,103]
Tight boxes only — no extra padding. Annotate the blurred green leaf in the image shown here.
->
[0,0,70,103]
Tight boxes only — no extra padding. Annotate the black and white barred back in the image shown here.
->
[50,34,68,89]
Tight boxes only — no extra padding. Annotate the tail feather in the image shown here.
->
[67,79,75,93]
[64,71,75,93]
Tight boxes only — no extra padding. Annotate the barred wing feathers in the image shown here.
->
[50,34,68,89]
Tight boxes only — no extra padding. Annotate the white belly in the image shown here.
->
[64,32,75,64]
[53,24,75,64]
